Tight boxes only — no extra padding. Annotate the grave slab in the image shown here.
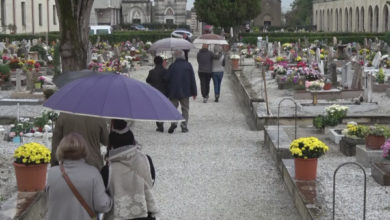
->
[372,162,390,186]
[339,137,365,156]
[328,128,344,144]
[356,145,385,168]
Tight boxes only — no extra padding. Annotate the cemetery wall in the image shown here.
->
[0,0,59,34]
[313,0,390,33]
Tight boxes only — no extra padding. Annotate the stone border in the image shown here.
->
[264,125,329,220]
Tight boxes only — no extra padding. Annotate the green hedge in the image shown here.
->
[0,31,172,44]
[121,23,190,31]
[240,32,386,45]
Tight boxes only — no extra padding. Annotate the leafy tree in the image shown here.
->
[194,0,261,40]
[55,0,94,72]
[285,0,313,27]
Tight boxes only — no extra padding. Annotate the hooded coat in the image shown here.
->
[104,145,158,220]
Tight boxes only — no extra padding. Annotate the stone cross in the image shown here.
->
[372,51,382,69]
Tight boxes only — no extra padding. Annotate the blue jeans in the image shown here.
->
[212,71,224,95]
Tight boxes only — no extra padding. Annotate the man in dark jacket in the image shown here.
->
[164,50,197,133]
[183,33,191,62]
[197,44,214,103]
[146,56,168,132]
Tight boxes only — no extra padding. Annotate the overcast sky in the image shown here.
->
[186,0,294,12]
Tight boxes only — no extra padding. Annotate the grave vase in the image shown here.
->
[323,83,332,90]
[294,158,318,181]
[231,58,240,70]
[14,162,48,191]
[365,135,385,150]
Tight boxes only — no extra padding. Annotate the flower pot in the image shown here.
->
[13,162,48,192]
[34,82,42,89]
[323,83,332,90]
[294,158,318,181]
[365,135,386,150]
[231,58,240,70]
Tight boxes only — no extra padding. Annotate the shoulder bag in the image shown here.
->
[60,164,97,220]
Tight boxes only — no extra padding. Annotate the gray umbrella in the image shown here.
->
[149,38,195,52]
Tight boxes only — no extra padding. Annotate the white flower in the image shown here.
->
[347,121,357,126]
[230,54,240,59]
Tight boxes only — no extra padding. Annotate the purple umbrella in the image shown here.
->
[149,37,195,52]
[43,74,184,122]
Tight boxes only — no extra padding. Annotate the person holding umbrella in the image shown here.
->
[146,56,168,132]
[182,33,192,62]
[164,50,197,133]
[197,44,214,103]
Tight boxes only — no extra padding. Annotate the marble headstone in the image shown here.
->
[316,48,321,62]
[372,52,382,69]
[342,62,353,89]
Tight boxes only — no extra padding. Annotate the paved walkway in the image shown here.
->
[129,53,300,220]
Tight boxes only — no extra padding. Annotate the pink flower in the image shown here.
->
[19,132,24,136]
[9,132,16,137]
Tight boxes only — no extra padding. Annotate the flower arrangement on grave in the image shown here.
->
[384,60,390,69]
[381,139,390,160]
[2,55,9,63]
[342,122,368,139]
[254,56,262,63]
[263,58,274,69]
[297,61,307,68]
[290,137,329,180]
[290,137,329,159]
[310,50,315,55]
[0,63,10,82]
[230,54,240,59]
[276,56,286,62]
[296,56,302,62]
[274,65,287,75]
[34,111,50,132]
[376,68,385,84]
[282,43,293,51]
[25,59,35,70]
[364,125,390,149]
[359,48,370,55]
[88,61,103,72]
[8,57,22,70]
[14,142,51,165]
[325,104,348,124]
[305,80,324,91]
[320,54,325,60]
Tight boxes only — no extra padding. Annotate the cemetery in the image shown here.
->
[230,34,390,219]
[1,31,390,219]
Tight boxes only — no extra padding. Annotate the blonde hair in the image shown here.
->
[56,133,88,161]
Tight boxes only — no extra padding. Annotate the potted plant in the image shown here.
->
[339,123,368,156]
[34,112,49,132]
[13,142,51,191]
[364,125,390,150]
[290,137,329,180]
[8,58,22,70]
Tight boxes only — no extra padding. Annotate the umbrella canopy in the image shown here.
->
[53,70,112,88]
[149,37,195,52]
[193,34,228,45]
[44,74,184,122]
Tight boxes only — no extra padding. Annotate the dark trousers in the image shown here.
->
[184,50,189,62]
[198,72,212,98]
[170,97,190,128]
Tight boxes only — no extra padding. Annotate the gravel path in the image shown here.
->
[128,53,299,219]
[0,53,299,219]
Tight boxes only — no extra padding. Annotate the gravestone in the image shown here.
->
[267,43,273,57]
[308,50,313,64]
[26,70,33,92]
[319,60,325,76]
[341,62,353,88]
[372,52,382,69]
[333,37,337,46]
[15,69,22,92]
[277,42,281,56]
[364,38,368,48]
[329,62,338,85]
[328,47,335,59]
[337,45,347,59]
[97,55,104,63]
[368,39,373,50]
[363,71,373,102]
[356,43,361,56]
[351,62,363,90]
[316,48,321,62]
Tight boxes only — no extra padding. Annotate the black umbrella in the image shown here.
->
[53,69,112,88]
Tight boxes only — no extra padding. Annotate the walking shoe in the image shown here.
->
[156,127,164,132]
[203,97,208,103]
[168,124,177,134]
[181,126,189,133]
[215,95,219,102]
